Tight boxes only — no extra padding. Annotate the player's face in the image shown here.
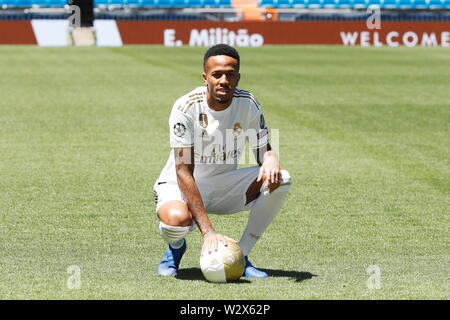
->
[203,55,240,108]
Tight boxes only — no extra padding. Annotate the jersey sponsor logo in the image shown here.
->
[173,122,186,137]
[195,148,241,164]
[195,141,243,164]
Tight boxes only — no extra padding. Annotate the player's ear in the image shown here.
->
[202,72,207,85]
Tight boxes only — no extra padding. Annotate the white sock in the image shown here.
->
[159,221,190,248]
[238,170,291,257]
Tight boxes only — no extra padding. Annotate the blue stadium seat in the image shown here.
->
[32,0,49,6]
[188,0,204,7]
[322,0,336,8]
[204,0,219,7]
[428,0,443,8]
[49,0,67,7]
[94,0,109,6]
[276,0,293,7]
[307,0,322,8]
[157,0,173,7]
[140,0,157,7]
[172,0,186,7]
[398,0,413,8]
[12,0,33,7]
[413,0,428,8]
[337,0,351,8]
[126,0,141,6]
[352,0,367,8]
[3,0,442,10]
[217,0,230,7]
[108,0,124,5]
[1,0,63,5]
[292,0,307,7]
[382,0,398,8]
[259,0,277,7]
[367,0,381,6]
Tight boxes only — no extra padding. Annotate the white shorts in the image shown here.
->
[153,166,260,215]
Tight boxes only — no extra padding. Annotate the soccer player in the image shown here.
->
[153,44,291,278]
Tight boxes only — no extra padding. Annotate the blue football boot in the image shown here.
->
[157,239,187,276]
[243,256,269,278]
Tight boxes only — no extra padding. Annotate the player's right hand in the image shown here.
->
[257,151,281,193]
[201,231,233,255]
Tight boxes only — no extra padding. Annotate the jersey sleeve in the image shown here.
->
[169,105,194,148]
[247,105,269,150]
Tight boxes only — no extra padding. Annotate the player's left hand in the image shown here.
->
[257,151,281,193]
[202,231,235,255]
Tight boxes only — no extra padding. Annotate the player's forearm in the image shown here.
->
[176,167,215,236]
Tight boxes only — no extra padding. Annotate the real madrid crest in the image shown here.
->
[199,113,208,128]
[233,122,242,136]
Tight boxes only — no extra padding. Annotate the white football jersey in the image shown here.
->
[156,86,268,183]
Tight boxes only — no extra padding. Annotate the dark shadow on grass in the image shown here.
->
[259,269,317,283]
[176,268,251,283]
[176,267,316,283]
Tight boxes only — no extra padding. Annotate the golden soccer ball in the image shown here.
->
[200,240,245,283]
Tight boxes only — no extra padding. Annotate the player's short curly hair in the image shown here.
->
[203,44,240,70]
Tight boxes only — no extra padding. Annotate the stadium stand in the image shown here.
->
[305,0,321,8]
[0,0,450,25]
[0,0,450,9]
[323,0,337,8]
[337,0,352,8]
[203,0,220,7]
[292,0,307,7]
[259,0,274,7]
[397,0,413,8]
[382,0,397,8]
[277,0,293,7]
[1,0,448,47]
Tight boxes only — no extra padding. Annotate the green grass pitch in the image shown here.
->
[0,45,448,299]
